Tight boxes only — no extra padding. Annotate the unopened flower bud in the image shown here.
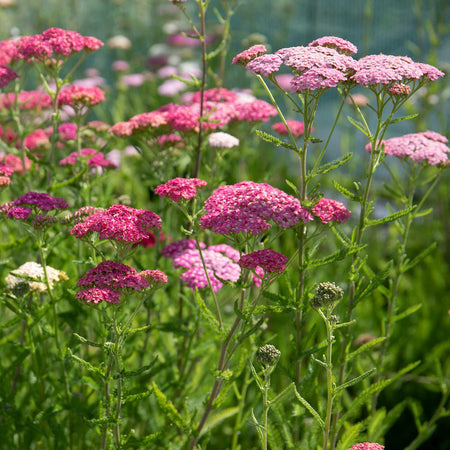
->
[257,344,281,366]
[311,282,343,309]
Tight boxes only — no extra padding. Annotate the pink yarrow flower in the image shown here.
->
[365,131,449,166]
[239,249,288,275]
[347,443,384,450]
[232,45,267,66]
[59,148,117,168]
[200,181,313,235]
[312,198,351,224]
[245,54,283,77]
[58,85,106,108]
[308,36,358,55]
[71,204,161,242]
[291,67,347,91]
[272,120,311,137]
[155,178,207,202]
[163,240,241,292]
[0,90,52,110]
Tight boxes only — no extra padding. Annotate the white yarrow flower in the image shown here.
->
[208,132,239,149]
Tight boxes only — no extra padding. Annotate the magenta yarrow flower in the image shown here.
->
[58,123,78,140]
[24,129,50,151]
[208,132,239,148]
[155,177,207,202]
[365,131,449,166]
[0,39,19,66]
[232,44,267,66]
[9,191,69,211]
[245,54,283,77]
[347,443,384,450]
[239,249,288,275]
[59,148,117,168]
[308,36,358,55]
[71,204,161,242]
[312,198,351,224]
[200,181,313,235]
[0,67,18,88]
[75,260,154,304]
[272,120,310,137]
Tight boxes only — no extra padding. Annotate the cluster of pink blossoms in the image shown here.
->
[312,198,351,224]
[365,131,449,166]
[110,87,277,137]
[0,66,18,88]
[57,85,106,109]
[70,204,161,242]
[59,148,117,169]
[155,177,207,202]
[162,239,242,292]
[0,90,52,110]
[239,249,288,275]
[233,35,444,92]
[347,443,384,450]
[75,260,167,304]
[199,181,313,235]
[5,27,103,62]
[272,120,311,137]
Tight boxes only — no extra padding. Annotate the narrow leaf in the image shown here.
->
[389,113,419,124]
[347,116,370,136]
[285,178,299,196]
[152,381,188,431]
[402,242,437,272]
[391,303,422,323]
[333,180,359,201]
[335,368,376,394]
[308,153,352,179]
[366,205,416,227]
[73,332,104,348]
[195,289,221,335]
[335,422,363,450]
[345,337,386,363]
[67,348,105,379]
[304,246,359,270]
[255,129,297,151]
[294,388,325,428]
[202,407,239,435]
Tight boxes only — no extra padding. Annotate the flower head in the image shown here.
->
[6,261,67,294]
[347,443,384,450]
[200,181,313,235]
[239,249,288,275]
[312,198,351,224]
[71,204,161,242]
[155,177,207,202]
[0,66,18,88]
[245,54,283,77]
[257,344,281,366]
[232,44,267,66]
[272,120,310,137]
[308,36,357,55]
[208,132,239,148]
[365,131,449,166]
[138,270,169,289]
[311,281,344,309]
[58,85,106,108]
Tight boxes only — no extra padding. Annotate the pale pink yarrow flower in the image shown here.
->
[208,132,239,148]
[275,73,295,90]
[365,131,449,166]
[112,60,130,72]
[245,54,283,77]
[232,44,267,66]
[347,443,384,450]
[119,73,146,87]
[308,36,358,55]
[239,249,288,275]
[158,78,187,96]
[155,177,207,202]
[272,120,311,137]
[291,67,347,91]
[312,198,351,224]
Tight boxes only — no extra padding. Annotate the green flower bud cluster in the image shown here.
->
[311,281,343,309]
[257,344,281,366]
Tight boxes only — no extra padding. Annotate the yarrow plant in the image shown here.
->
[0,6,448,450]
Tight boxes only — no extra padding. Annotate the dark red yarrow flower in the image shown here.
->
[70,204,161,242]
[0,67,19,88]
[312,198,351,224]
[76,287,122,304]
[155,177,207,202]
[12,191,69,211]
[239,249,288,275]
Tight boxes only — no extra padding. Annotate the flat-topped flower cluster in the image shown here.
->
[233,35,444,92]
